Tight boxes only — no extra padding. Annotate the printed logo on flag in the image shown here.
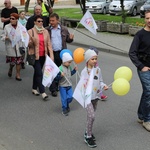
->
[43,65,54,82]
[84,17,94,28]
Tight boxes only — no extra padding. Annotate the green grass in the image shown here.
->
[28,8,145,25]
[54,8,145,25]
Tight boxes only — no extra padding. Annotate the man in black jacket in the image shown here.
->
[45,13,74,97]
[26,5,49,30]
[129,10,150,132]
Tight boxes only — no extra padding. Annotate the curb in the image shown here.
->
[70,42,129,57]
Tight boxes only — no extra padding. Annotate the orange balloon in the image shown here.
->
[73,48,85,64]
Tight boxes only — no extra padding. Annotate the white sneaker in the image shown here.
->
[32,89,40,96]
[41,93,48,101]
[142,122,150,132]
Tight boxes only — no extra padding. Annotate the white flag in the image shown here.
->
[80,10,98,35]
[42,55,60,87]
[8,21,29,47]
[73,68,94,108]
[19,22,29,47]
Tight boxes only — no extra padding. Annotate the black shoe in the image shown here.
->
[51,91,57,97]
[84,137,97,148]
[16,77,22,81]
[62,110,68,116]
[66,107,70,113]
[84,132,96,141]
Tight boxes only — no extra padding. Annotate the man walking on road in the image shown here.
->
[45,13,74,97]
[1,0,18,29]
[36,0,53,17]
[26,5,49,30]
[129,10,150,132]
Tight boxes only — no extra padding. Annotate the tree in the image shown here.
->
[25,0,30,12]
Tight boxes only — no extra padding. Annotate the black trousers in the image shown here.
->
[49,51,62,92]
[33,56,45,93]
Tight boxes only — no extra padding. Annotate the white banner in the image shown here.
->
[42,55,60,87]
[80,10,98,35]
[73,68,94,108]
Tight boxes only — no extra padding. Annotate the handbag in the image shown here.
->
[27,53,35,66]
[27,29,35,66]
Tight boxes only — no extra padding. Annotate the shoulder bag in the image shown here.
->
[27,29,35,66]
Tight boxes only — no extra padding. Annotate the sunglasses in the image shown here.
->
[10,18,16,20]
[4,3,7,4]
[37,20,43,23]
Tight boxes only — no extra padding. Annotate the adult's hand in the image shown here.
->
[141,66,150,72]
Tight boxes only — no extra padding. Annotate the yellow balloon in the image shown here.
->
[114,66,132,81]
[112,78,130,96]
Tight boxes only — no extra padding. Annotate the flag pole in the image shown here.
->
[60,71,72,85]
[72,22,80,35]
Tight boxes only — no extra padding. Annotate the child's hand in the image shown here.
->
[61,72,65,77]
[103,85,108,90]
[74,66,78,71]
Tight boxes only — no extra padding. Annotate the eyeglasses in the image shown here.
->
[4,3,7,4]
[37,20,43,23]
[10,18,16,20]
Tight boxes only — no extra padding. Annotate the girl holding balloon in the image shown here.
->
[90,46,108,100]
[81,49,108,148]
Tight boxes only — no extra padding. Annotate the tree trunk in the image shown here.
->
[120,0,126,23]
[47,0,55,7]
[25,0,30,12]
[79,0,86,15]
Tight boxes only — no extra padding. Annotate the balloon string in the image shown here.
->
[76,72,78,85]
[73,61,80,78]
[100,81,113,92]
[107,82,113,88]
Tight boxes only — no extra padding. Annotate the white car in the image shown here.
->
[86,0,111,14]
[109,0,146,16]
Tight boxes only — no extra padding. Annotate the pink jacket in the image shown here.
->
[28,27,54,60]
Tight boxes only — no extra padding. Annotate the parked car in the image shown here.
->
[109,0,146,16]
[140,0,150,17]
[85,0,111,14]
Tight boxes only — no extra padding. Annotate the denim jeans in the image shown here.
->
[137,69,150,122]
[59,86,73,111]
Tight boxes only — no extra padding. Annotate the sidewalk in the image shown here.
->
[69,28,133,55]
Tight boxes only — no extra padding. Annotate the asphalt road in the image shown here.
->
[0,33,150,150]
[0,2,147,149]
